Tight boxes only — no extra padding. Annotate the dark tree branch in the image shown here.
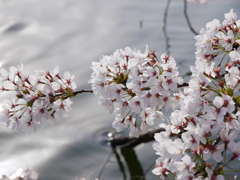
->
[73,89,93,95]
[163,0,171,56]
[184,0,199,35]
[177,82,189,88]
[109,127,165,149]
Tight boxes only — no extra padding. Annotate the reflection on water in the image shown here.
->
[0,168,38,180]
[0,0,239,180]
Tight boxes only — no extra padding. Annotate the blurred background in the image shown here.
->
[0,0,239,179]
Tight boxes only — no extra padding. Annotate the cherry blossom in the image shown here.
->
[151,9,240,179]
[90,46,183,136]
[0,64,77,132]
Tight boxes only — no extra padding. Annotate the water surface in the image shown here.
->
[0,0,239,179]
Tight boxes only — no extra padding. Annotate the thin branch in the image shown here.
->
[109,127,165,149]
[97,150,114,179]
[162,0,171,55]
[39,89,93,98]
[177,82,189,88]
[73,89,93,95]
[183,0,199,35]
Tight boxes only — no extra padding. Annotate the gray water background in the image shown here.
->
[0,0,239,180]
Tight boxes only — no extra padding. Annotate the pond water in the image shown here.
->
[0,0,239,180]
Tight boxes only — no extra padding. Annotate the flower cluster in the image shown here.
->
[0,64,76,133]
[0,168,39,180]
[89,46,183,136]
[196,9,240,64]
[151,9,240,179]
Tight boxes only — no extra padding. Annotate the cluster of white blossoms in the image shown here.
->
[0,168,38,180]
[151,9,240,179]
[0,64,76,133]
[89,46,183,136]
[196,9,240,64]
